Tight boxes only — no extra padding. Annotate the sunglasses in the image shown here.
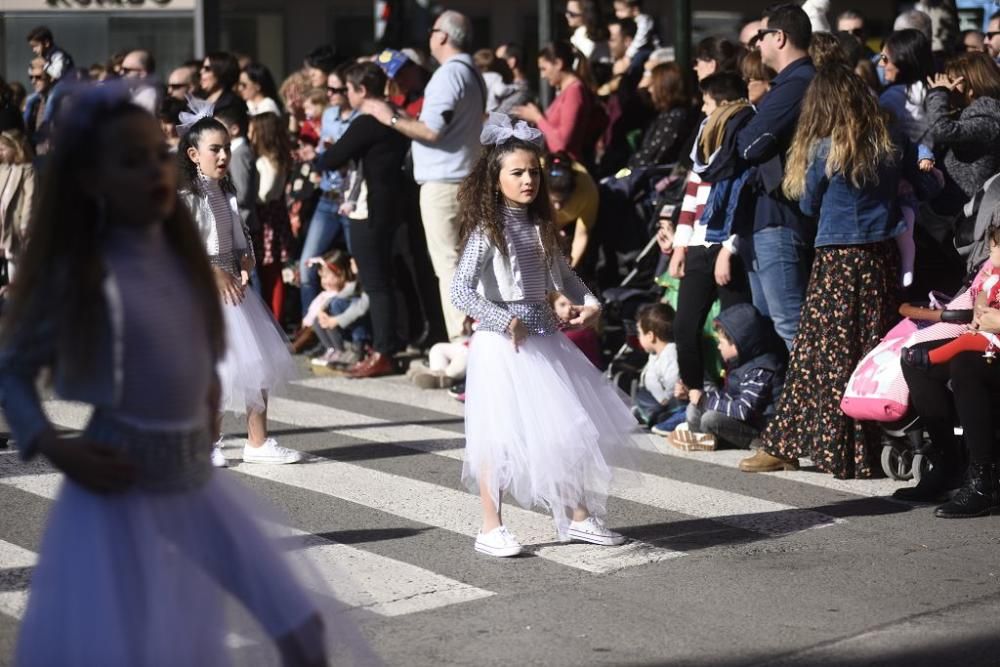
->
[28,74,44,81]
[755,28,781,42]
[988,31,1000,39]
[121,66,143,75]
[565,9,582,17]
[427,27,445,37]
[167,83,188,90]
[201,64,212,72]
[327,86,347,95]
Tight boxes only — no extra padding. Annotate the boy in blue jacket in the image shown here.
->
[671,303,784,450]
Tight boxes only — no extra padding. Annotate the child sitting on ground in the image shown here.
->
[904,224,1000,367]
[672,303,784,451]
[409,317,474,389]
[303,250,371,370]
[632,302,682,428]
[551,291,602,367]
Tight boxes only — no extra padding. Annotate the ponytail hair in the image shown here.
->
[539,41,595,91]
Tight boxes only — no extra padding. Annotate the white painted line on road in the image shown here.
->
[0,469,495,618]
[280,526,495,616]
[268,396,463,444]
[359,439,844,537]
[647,444,907,498]
[0,539,37,620]
[234,459,683,574]
[302,377,908,499]
[39,397,846,537]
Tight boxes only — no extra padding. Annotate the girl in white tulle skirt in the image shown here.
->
[178,110,303,468]
[449,113,644,558]
[0,87,372,666]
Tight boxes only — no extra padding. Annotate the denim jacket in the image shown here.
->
[0,272,124,460]
[804,136,941,247]
[691,107,755,247]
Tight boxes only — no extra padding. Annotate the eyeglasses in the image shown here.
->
[167,83,188,90]
[564,9,582,18]
[987,31,1000,39]
[201,64,212,72]
[121,67,143,75]
[28,74,44,81]
[327,86,347,95]
[755,28,781,42]
[427,27,445,37]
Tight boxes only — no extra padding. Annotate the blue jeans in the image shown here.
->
[299,197,351,318]
[312,297,371,350]
[749,226,810,349]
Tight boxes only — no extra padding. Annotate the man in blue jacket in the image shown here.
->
[736,3,815,349]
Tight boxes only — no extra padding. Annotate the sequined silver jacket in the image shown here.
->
[450,227,600,335]
[179,186,255,274]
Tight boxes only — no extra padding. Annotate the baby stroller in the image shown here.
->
[599,164,688,392]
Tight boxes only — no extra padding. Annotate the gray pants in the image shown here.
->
[686,404,760,449]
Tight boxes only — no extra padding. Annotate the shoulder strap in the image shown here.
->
[448,58,488,112]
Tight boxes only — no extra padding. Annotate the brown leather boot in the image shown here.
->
[291,328,318,354]
[739,450,799,473]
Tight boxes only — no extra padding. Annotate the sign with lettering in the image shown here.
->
[0,0,195,10]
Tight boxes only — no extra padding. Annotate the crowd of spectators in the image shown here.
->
[2,1,1000,515]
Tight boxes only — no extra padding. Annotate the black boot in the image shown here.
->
[935,463,1000,518]
[894,454,963,501]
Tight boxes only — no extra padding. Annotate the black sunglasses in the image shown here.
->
[167,83,188,90]
[755,28,781,42]
[327,86,347,95]
[427,27,445,37]
[987,31,1000,39]
[565,9,582,17]
[28,75,44,81]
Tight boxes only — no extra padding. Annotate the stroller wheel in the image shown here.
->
[911,452,933,484]
[881,443,915,481]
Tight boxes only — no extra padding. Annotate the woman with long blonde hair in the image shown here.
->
[739,65,940,479]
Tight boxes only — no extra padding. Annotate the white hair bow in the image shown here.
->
[480,112,544,147]
[177,95,216,136]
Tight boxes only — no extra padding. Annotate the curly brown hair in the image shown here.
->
[457,138,561,264]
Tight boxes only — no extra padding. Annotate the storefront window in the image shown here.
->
[3,14,192,85]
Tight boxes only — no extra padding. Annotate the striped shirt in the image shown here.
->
[204,178,237,274]
[503,204,547,302]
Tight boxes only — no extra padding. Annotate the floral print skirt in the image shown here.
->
[761,241,899,479]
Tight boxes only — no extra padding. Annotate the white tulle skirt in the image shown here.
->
[14,471,374,667]
[217,288,298,414]
[463,331,645,539]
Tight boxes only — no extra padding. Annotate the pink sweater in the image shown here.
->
[536,80,589,161]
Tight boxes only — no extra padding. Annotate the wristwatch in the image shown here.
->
[390,112,400,126]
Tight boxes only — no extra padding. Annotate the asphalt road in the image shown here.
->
[0,371,997,666]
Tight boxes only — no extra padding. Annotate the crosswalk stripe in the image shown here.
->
[0,471,495,617]
[32,401,685,574]
[233,458,684,574]
[279,526,495,616]
[356,440,844,537]
[0,539,37,620]
[300,376,910,499]
[39,396,843,548]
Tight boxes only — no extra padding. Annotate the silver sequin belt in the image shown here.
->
[85,412,214,493]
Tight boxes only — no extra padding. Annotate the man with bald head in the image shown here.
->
[121,49,160,112]
[363,9,486,342]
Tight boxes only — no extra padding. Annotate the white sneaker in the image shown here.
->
[242,438,303,464]
[211,444,228,468]
[568,517,626,546]
[474,525,523,557]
